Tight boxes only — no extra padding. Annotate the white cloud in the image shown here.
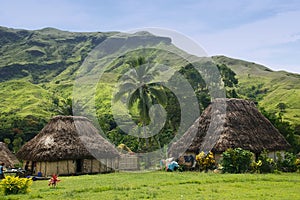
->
[194,10,300,73]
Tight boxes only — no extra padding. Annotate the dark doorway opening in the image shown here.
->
[76,159,83,173]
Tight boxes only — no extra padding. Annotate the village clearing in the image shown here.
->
[1,171,299,199]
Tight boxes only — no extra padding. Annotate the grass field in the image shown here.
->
[1,171,300,200]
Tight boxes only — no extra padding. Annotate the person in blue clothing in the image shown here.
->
[0,162,5,179]
[167,161,179,172]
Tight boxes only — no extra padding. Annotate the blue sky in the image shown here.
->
[1,0,300,73]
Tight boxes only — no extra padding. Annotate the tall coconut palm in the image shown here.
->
[114,57,167,152]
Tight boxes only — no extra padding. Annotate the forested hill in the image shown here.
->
[0,26,299,153]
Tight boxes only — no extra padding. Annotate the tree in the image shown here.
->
[260,107,300,153]
[55,98,73,116]
[277,102,287,113]
[114,57,167,152]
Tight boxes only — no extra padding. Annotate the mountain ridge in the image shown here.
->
[0,26,299,153]
[0,26,299,124]
[0,26,299,137]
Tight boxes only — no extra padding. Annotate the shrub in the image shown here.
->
[277,152,298,172]
[221,148,253,173]
[0,176,32,195]
[196,151,216,172]
[252,150,276,173]
[296,158,300,172]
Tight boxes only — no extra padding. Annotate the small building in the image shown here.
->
[169,98,291,161]
[17,116,120,176]
[0,142,20,168]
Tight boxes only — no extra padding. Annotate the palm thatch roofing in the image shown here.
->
[169,98,290,157]
[0,142,19,168]
[17,116,119,162]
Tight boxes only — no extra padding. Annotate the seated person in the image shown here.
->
[167,161,179,172]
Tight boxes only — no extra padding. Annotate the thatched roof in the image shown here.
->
[0,142,19,168]
[169,98,290,157]
[17,116,119,162]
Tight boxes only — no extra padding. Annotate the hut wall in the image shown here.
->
[83,159,91,173]
[82,159,117,174]
[91,159,101,173]
[100,159,108,172]
[46,161,58,176]
[36,162,45,176]
[32,159,118,176]
[83,159,100,173]
[35,160,76,176]
[59,160,75,175]
[68,160,76,174]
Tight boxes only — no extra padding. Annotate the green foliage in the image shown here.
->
[277,102,287,113]
[1,27,300,156]
[213,55,300,126]
[251,151,300,173]
[260,107,300,153]
[296,158,300,172]
[221,148,254,173]
[217,64,238,87]
[277,152,298,172]
[252,150,276,173]
[0,176,32,195]
[0,114,47,152]
[195,151,216,171]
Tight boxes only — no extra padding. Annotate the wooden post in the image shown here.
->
[44,162,47,177]
[91,159,93,173]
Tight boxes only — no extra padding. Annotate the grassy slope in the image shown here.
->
[0,27,174,121]
[213,56,300,125]
[1,26,300,127]
[1,172,300,199]
[0,26,114,119]
[0,80,54,118]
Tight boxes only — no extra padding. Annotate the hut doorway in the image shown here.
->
[76,159,83,173]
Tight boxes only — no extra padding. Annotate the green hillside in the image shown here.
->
[0,80,53,117]
[0,26,299,153]
[212,55,300,125]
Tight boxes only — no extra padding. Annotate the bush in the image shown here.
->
[252,150,276,173]
[296,158,300,172]
[277,152,298,172]
[195,151,216,172]
[221,148,253,173]
[0,176,32,195]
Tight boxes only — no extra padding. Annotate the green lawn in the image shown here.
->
[1,172,300,200]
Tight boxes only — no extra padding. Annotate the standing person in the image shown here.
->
[0,162,5,179]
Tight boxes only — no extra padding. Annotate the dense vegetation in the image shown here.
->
[0,26,299,154]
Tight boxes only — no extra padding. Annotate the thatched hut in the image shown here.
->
[17,116,119,176]
[0,142,20,168]
[169,98,290,161]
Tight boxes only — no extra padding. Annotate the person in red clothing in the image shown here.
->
[48,174,60,187]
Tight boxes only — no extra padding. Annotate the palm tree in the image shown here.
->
[114,57,167,152]
[54,98,84,116]
[56,98,73,116]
